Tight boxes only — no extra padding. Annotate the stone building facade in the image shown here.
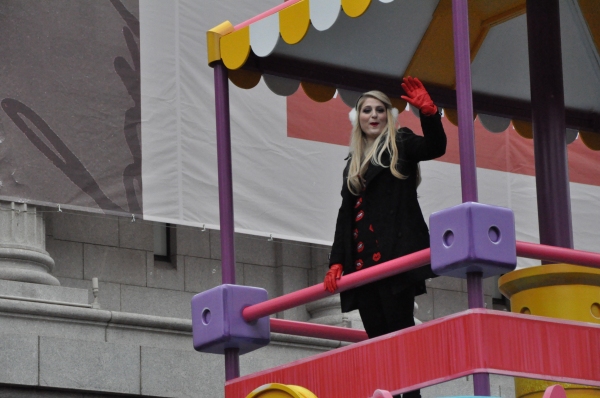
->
[0,201,514,397]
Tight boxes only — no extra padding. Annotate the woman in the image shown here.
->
[323,77,446,398]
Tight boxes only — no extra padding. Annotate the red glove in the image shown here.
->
[401,76,438,116]
[324,264,343,293]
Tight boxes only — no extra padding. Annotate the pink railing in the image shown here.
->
[270,318,368,342]
[516,241,600,268]
[244,249,431,322]
[246,241,600,344]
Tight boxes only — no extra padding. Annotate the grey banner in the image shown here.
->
[0,0,141,215]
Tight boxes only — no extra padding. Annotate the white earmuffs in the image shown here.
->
[348,104,399,127]
[348,108,358,127]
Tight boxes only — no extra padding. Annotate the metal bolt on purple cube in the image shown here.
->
[191,284,270,355]
[429,202,517,279]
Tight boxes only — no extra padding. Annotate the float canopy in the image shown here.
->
[208,0,600,142]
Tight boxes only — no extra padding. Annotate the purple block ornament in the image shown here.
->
[191,284,270,355]
[430,202,516,278]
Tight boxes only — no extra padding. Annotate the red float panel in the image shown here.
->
[225,309,600,398]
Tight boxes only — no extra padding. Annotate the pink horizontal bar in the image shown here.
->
[233,0,304,31]
[243,249,430,322]
[516,240,600,269]
[270,318,368,343]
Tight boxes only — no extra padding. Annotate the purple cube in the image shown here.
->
[191,284,270,355]
[429,202,516,278]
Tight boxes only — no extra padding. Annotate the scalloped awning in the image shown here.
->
[207,0,600,150]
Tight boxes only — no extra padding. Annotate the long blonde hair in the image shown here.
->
[347,91,407,195]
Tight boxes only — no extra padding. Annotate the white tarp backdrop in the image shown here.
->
[139,1,600,267]
[138,1,600,267]
[0,0,141,215]
[140,0,349,244]
[0,1,597,269]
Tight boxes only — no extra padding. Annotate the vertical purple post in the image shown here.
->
[452,0,489,395]
[467,272,489,395]
[452,0,478,204]
[214,62,239,380]
[214,62,237,285]
[466,272,484,308]
[526,0,573,249]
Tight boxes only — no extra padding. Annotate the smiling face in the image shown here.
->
[359,97,388,143]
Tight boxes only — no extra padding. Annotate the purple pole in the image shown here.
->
[466,272,484,308]
[214,62,239,380]
[526,0,573,250]
[224,348,240,380]
[467,272,489,395]
[452,0,478,204]
[214,62,237,284]
[452,1,489,395]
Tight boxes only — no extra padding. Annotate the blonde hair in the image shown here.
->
[347,90,407,195]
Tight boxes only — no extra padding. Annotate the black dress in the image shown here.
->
[329,110,447,333]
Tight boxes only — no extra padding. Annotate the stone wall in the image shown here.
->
[45,209,504,323]
[45,210,331,322]
[0,207,513,397]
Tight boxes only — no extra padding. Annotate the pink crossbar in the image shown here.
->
[245,242,600,325]
[516,240,600,268]
[270,318,368,343]
[226,309,600,398]
[233,0,304,30]
[243,249,430,322]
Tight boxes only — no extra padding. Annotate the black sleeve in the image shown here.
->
[329,162,352,267]
[398,110,446,162]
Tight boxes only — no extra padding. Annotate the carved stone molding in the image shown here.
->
[0,202,58,285]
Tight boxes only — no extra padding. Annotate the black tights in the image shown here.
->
[357,282,421,398]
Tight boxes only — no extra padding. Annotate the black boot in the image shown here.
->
[402,390,421,398]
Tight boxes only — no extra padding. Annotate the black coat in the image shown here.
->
[329,111,447,312]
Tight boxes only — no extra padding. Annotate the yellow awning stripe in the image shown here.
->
[405,0,525,89]
[215,0,393,68]
[580,131,600,150]
[512,119,533,139]
[341,0,371,18]
[229,69,262,89]
[280,0,311,45]
[209,0,600,149]
[301,81,337,103]
[206,21,234,66]
[578,0,600,59]
[221,26,250,70]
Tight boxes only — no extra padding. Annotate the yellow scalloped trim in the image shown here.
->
[444,108,458,126]
[512,119,533,139]
[301,81,336,102]
[229,69,262,89]
[221,27,250,70]
[280,0,310,44]
[578,0,600,61]
[342,0,371,18]
[207,21,234,65]
[443,108,477,127]
[405,0,525,90]
[390,98,407,114]
[580,131,600,150]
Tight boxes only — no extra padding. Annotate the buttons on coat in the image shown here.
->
[357,242,364,253]
[356,210,365,221]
